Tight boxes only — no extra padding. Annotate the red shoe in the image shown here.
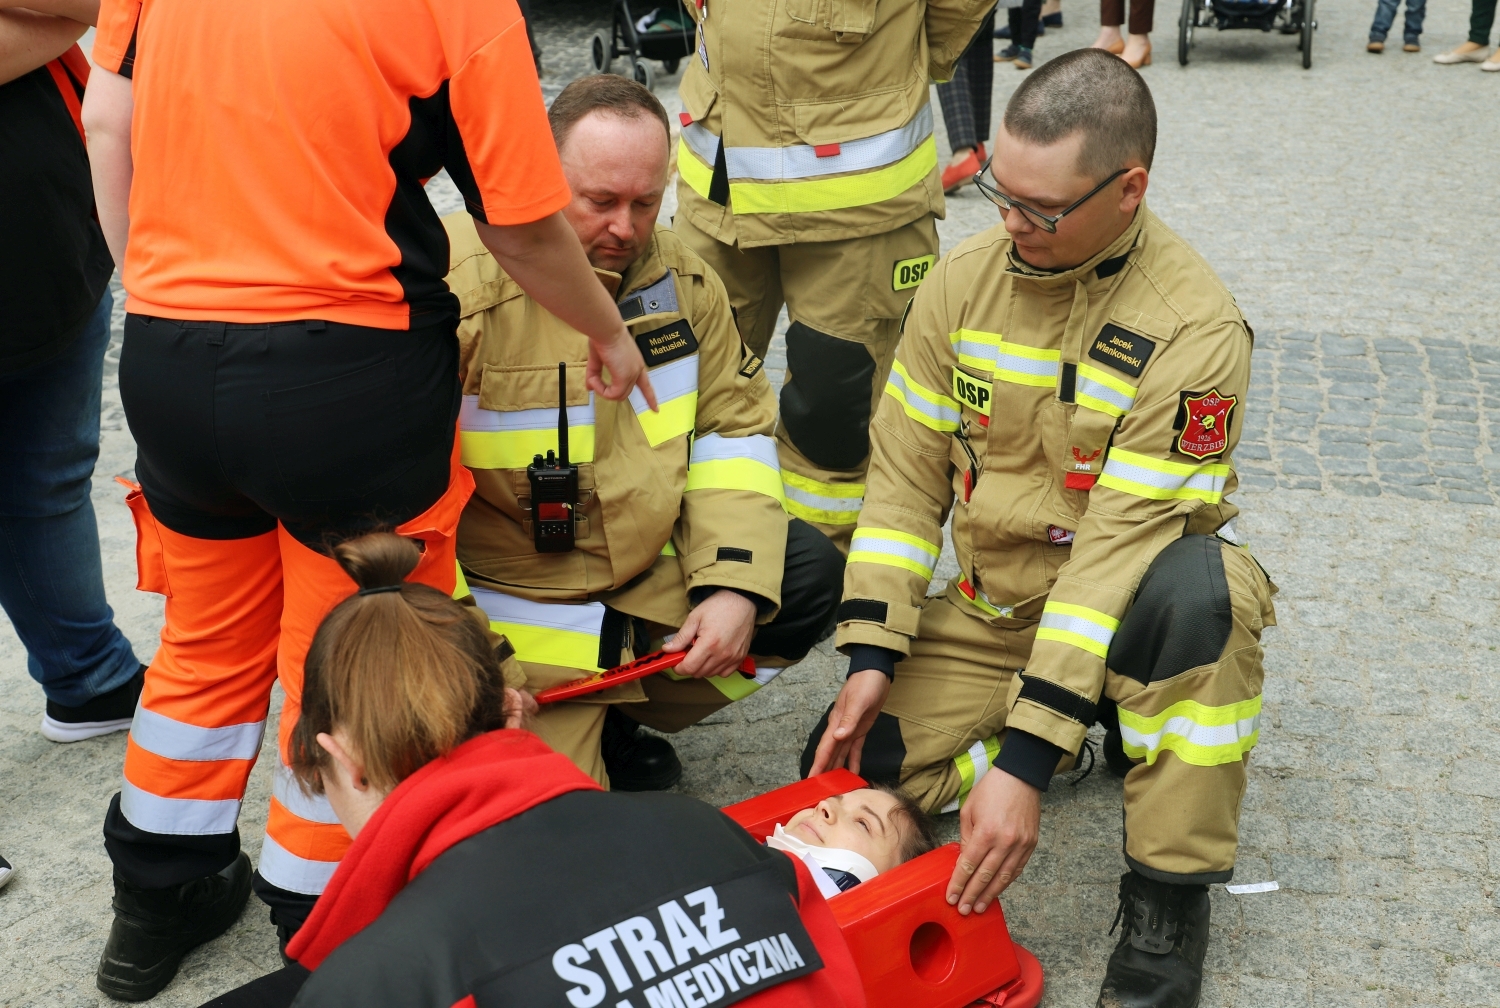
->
[942,146,983,194]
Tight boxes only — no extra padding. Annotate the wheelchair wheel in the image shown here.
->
[633,57,655,90]
[589,30,612,73]
[663,58,681,75]
[1178,0,1196,64]
[1300,0,1315,67]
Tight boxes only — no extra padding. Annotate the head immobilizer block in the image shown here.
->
[723,772,1044,1008]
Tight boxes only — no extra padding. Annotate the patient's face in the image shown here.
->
[784,789,905,874]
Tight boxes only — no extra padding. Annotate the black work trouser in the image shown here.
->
[107,313,460,930]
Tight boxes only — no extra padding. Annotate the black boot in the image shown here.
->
[601,706,683,792]
[97,852,252,1001]
[1097,871,1210,1008]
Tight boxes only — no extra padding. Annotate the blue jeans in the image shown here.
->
[0,291,140,705]
[1370,0,1425,43]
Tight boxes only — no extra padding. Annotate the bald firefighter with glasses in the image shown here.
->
[446,76,843,792]
[803,50,1277,1008]
[672,0,994,552]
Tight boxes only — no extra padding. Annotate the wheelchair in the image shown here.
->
[589,0,696,91]
[1177,0,1317,68]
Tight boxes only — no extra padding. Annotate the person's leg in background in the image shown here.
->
[672,217,784,363]
[1368,0,1400,50]
[938,6,993,193]
[1434,0,1495,62]
[1401,0,1426,49]
[1122,0,1153,66]
[1007,0,1043,67]
[1093,0,1127,52]
[774,216,941,552]
[1041,0,1064,29]
[0,290,144,743]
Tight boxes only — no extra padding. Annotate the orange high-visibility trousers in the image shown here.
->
[119,441,473,897]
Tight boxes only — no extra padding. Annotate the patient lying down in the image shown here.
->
[766,785,940,899]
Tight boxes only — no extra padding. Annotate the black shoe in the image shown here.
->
[1102,725,1136,778]
[994,22,1012,37]
[1043,11,1064,27]
[97,852,252,1002]
[1097,871,1210,1008]
[42,664,145,743]
[601,706,683,792]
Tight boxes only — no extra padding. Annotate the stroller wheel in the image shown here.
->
[663,58,681,75]
[632,57,655,90]
[590,30,612,73]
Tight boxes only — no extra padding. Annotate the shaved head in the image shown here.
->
[1003,48,1157,179]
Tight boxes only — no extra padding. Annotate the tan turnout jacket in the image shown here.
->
[838,207,1255,757]
[675,0,992,247]
[445,214,787,634]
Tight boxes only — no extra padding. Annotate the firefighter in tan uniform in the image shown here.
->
[803,52,1277,1008]
[673,0,993,550]
[447,77,842,792]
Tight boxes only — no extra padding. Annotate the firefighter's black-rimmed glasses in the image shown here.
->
[973,161,1130,234]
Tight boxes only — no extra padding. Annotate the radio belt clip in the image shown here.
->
[527,362,580,553]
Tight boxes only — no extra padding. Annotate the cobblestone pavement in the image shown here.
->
[3,2,1498,1005]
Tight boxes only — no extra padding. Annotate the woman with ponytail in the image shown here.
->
[203,532,865,1008]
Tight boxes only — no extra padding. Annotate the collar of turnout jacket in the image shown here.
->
[674,0,992,247]
[286,734,867,1008]
[442,214,785,637]
[839,205,1253,756]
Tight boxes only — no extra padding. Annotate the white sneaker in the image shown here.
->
[1434,46,1491,63]
[0,854,13,891]
[39,664,143,743]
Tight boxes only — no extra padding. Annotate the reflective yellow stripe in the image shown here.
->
[489,622,602,674]
[684,458,786,502]
[1074,363,1137,418]
[782,471,864,526]
[941,734,1001,812]
[849,527,940,579]
[662,666,764,701]
[885,360,961,432]
[637,392,697,446]
[1098,447,1231,503]
[460,427,596,470]
[682,138,939,216]
[1035,601,1120,659]
[452,561,469,601]
[949,330,1061,388]
[1118,696,1262,767]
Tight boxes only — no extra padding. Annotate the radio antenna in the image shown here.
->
[556,362,569,466]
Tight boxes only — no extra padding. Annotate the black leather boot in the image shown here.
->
[97,852,252,1001]
[601,705,683,791]
[1097,870,1210,1008]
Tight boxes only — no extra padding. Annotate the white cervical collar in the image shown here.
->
[765,823,878,898]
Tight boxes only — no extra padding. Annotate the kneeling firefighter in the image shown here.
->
[447,76,844,790]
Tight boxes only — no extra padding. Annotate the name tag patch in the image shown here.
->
[636,320,700,368]
[1088,324,1156,379]
[476,860,822,1008]
[951,367,992,417]
[892,255,936,291]
[737,343,764,380]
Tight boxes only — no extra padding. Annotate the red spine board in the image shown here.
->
[534,650,756,704]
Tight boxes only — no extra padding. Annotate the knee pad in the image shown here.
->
[1108,535,1232,685]
[780,322,876,471]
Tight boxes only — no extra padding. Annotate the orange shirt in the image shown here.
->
[94,0,569,329]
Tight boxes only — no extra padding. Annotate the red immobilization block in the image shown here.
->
[830,844,1042,1008]
[722,769,867,842]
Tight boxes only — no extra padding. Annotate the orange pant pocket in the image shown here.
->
[118,477,172,597]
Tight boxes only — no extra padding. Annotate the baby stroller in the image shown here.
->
[1177,0,1317,67]
[589,0,696,91]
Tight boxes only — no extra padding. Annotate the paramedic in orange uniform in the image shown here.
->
[80,0,654,999]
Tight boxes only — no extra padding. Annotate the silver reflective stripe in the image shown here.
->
[630,354,699,413]
[1102,455,1228,496]
[1037,611,1116,650]
[273,762,340,825]
[750,664,785,687]
[1217,519,1242,545]
[1076,374,1135,413]
[620,272,679,316]
[782,482,863,515]
[996,348,1061,379]
[887,364,961,429]
[459,394,595,433]
[1119,711,1261,755]
[690,432,779,471]
[129,704,265,762]
[120,779,241,836]
[683,106,934,182]
[470,587,607,635]
[257,835,339,895]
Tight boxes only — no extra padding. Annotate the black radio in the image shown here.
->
[526,362,579,553]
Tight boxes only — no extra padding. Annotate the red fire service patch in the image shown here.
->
[1175,389,1236,459]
